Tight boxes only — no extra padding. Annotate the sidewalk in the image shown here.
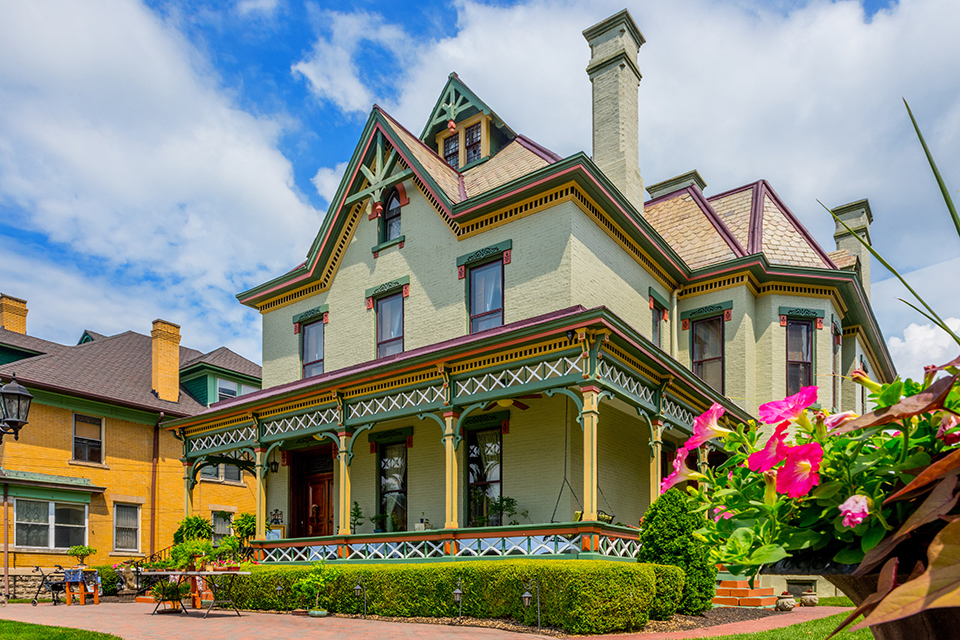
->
[0,602,851,639]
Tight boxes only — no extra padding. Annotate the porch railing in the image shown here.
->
[251,521,640,564]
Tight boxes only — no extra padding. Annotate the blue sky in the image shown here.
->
[1,0,958,381]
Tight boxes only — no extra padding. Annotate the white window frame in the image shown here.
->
[211,511,233,544]
[199,463,244,484]
[14,498,88,550]
[113,503,141,553]
[73,413,103,464]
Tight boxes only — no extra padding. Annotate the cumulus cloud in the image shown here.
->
[887,319,960,381]
[236,0,279,17]
[312,161,350,208]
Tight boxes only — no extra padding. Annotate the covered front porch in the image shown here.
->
[168,307,749,563]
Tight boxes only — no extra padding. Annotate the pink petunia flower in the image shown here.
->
[758,387,818,424]
[938,413,960,446]
[824,411,858,432]
[839,494,871,528]
[747,422,790,472]
[776,443,823,498]
[660,446,705,494]
[684,403,730,449]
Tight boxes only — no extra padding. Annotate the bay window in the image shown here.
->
[692,316,724,393]
[469,260,504,333]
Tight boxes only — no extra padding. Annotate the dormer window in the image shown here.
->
[443,135,459,168]
[465,123,482,164]
[384,192,402,242]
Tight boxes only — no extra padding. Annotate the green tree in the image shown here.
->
[637,488,717,615]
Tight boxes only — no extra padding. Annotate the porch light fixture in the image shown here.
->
[452,577,463,619]
[354,576,367,618]
[521,578,541,634]
[268,459,280,474]
[0,374,33,442]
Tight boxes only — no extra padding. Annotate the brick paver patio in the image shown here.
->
[0,602,851,639]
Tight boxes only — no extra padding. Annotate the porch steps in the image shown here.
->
[135,595,156,604]
[713,580,776,608]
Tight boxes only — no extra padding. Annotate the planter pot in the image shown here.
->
[799,590,819,607]
[775,593,796,611]
[308,609,328,618]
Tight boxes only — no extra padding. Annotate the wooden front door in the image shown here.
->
[307,473,334,537]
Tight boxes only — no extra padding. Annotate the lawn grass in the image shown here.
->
[817,596,854,607]
[0,619,122,639]
[701,612,868,640]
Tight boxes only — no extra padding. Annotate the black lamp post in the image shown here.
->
[275,583,284,609]
[354,577,367,618]
[0,375,33,442]
[452,577,463,620]
[521,578,541,634]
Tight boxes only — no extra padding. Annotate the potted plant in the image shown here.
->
[172,515,213,544]
[150,579,190,611]
[368,513,387,533]
[291,561,338,617]
[67,545,96,568]
[350,502,365,532]
[170,539,212,571]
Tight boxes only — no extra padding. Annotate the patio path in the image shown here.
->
[0,602,852,639]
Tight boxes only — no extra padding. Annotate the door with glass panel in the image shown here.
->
[467,428,502,527]
[379,442,407,532]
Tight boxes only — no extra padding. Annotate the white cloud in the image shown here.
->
[887,319,960,381]
[312,161,349,208]
[0,0,322,360]
[236,0,279,17]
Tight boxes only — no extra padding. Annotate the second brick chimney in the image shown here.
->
[151,319,181,402]
[833,199,873,298]
[0,294,28,334]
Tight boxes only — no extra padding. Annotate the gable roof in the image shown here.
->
[420,73,516,143]
[0,328,66,357]
[181,346,262,380]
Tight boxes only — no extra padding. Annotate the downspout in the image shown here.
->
[670,288,679,358]
[149,412,163,556]
[3,483,8,604]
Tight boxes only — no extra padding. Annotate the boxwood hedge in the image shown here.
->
[230,559,668,634]
[646,564,685,620]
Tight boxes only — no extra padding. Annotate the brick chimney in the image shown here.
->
[584,9,646,208]
[151,319,181,402]
[832,199,873,298]
[0,294,28,334]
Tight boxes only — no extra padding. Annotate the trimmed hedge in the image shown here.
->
[646,564,685,620]
[638,489,718,615]
[94,566,120,597]
[231,560,658,634]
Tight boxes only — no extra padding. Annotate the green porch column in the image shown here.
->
[254,448,267,539]
[581,386,601,522]
[337,431,352,534]
[443,411,460,529]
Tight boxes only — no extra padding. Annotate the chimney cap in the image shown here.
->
[831,199,873,225]
[151,318,181,329]
[0,293,27,305]
[646,170,707,200]
[583,9,645,49]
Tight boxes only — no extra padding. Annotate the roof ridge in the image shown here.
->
[377,105,462,177]
[514,135,562,163]
[687,187,747,257]
[759,180,837,269]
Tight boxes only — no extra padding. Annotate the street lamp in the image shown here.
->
[452,577,463,620]
[354,577,367,618]
[0,375,33,442]
[521,578,541,634]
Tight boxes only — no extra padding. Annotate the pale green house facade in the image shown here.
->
[167,10,893,564]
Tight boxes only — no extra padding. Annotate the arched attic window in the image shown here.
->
[383,190,402,242]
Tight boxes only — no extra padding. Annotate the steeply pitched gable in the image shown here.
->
[420,73,516,143]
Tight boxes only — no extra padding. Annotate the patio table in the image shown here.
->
[144,570,251,618]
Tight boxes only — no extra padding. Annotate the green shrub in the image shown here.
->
[94,566,120,596]
[638,488,717,615]
[173,515,213,544]
[231,560,656,634]
[646,564,685,620]
[233,513,256,544]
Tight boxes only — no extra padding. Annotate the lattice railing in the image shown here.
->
[259,544,340,563]
[595,535,640,559]
[346,539,446,560]
[455,534,581,557]
[597,360,656,405]
[189,424,256,453]
[263,406,339,437]
[663,396,696,427]
[455,356,583,398]
[349,385,444,419]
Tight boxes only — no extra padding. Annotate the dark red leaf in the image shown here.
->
[833,375,957,435]
[886,447,960,503]
[828,558,898,639]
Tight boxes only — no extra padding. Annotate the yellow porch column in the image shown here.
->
[581,386,601,521]
[254,448,267,539]
[443,411,460,529]
[182,461,193,518]
[649,418,664,507]
[337,432,352,534]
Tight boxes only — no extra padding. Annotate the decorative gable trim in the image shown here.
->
[365,276,410,309]
[456,240,512,268]
[680,301,733,329]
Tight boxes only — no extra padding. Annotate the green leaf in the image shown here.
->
[861,526,887,553]
[904,99,960,242]
[746,545,789,566]
[785,529,822,550]
[876,380,904,409]
[812,482,844,500]
[727,527,756,558]
[833,547,865,564]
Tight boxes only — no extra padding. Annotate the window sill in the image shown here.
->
[197,478,247,488]
[371,235,405,255]
[13,547,76,554]
[68,459,110,470]
[110,551,144,558]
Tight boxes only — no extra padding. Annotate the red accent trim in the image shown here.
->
[662,309,669,322]
[398,240,404,249]
[724,309,732,322]
[501,419,509,435]
[372,251,379,259]
[649,296,655,310]
[780,315,787,327]
[816,318,824,330]
[759,180,838,269]
[370,442,376,454]
[447,119,456,134]
[332,446,339,459]
[515,134,563,163]
[748,182,764,254]
[402,284,409,298]
[395,183,409,206]
[294,322,300,334]
[458,265,466,279]
[323,312,329,324]
[682,319,690,331]
[581,384,601,394]
[458,175,467,202]
[366,297,373,310]
[502,249,511,265]
[406,435,413,448]
[281,451,288,466]
[442,411,461,419]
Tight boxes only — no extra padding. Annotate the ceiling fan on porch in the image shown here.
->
[482,394,541,412]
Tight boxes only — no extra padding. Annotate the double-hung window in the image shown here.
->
[200,463,242,483]
[378,442,407,532]
[217,379,259,402]
[786,319,814,396]
[114,504,140,552]
[212,512,232,544]
[465,123,482,164]
[302,320,324,378]
[469,260,504,333]
[15,499,86,549]
[467,427,502,527]
[443,134,459,168]
[376,292,404,358]
[692,316,724,393]
[73,414,102,463]
[383,192,401,242]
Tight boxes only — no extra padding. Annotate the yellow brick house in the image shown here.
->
[0,294,260,597]
[165,10,894,566]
